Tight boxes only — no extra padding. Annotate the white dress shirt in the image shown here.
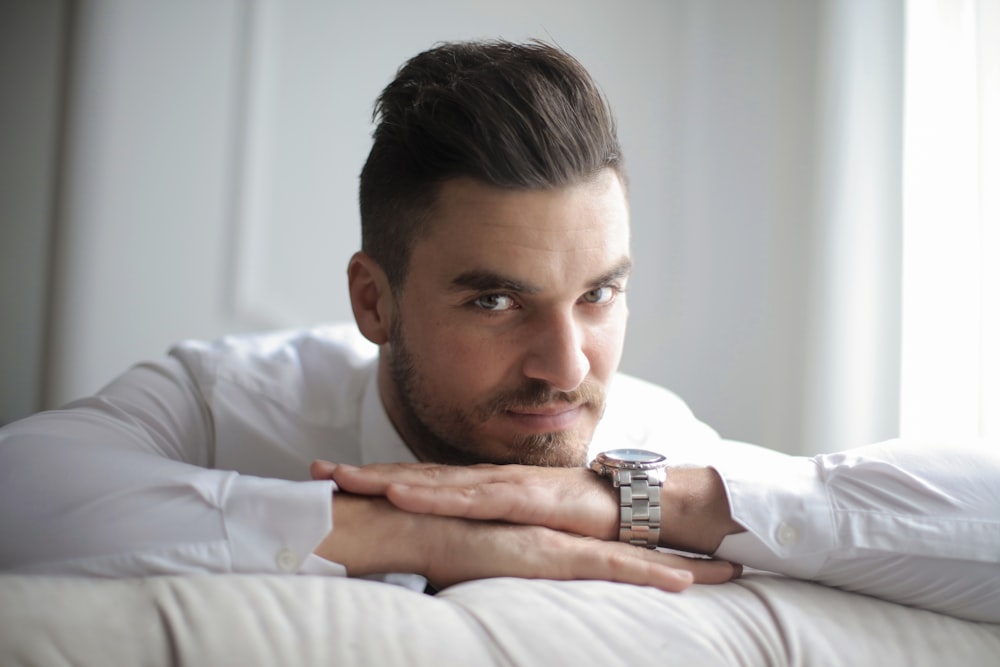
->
[1,323,997,621]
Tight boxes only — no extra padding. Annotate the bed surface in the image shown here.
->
[2,572,998,666]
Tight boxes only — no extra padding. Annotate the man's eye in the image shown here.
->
[582,286,616,304]
[473,294,516,311]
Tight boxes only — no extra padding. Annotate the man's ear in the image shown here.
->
[347,251,393,345]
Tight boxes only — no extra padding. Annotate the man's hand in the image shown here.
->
[312,459,745,556]
[312,460,619,541]
[314,491,739,592]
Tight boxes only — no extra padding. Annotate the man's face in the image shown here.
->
[379,169,631,467]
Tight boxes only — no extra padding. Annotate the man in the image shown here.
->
[1,40,998,621]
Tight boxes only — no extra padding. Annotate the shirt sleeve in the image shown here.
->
[0,357,340,577]
[711,438,1000,622]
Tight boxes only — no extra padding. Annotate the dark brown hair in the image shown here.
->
[359,40,623,289]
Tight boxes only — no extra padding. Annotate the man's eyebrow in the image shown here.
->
[450,258,632,295]
[450,270,542,295]
[589,257,633,288]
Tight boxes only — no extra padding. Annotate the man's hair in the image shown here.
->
[359,39,624,290]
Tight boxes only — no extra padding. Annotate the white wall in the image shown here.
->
[2,0,904,454]
[0,1,64,426]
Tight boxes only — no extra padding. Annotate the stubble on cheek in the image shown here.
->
[389,330,604,466]
[474,381,605,466]
[387,306,609,466]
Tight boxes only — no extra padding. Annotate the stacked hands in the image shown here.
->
[309,461,741,593]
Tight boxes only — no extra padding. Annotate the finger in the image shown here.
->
[338,461,534,490]
[385,470,617,540]
[609,542,741,585]
[331,463,396,495]
[531,533,699,593]
[564,540,741,591]
[586,547,696,593]
[386,481,549,523]
[340,465,617,541]
[654,554,742,585]
[309,459,338,480]
[426,526,696,593]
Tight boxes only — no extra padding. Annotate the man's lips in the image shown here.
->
[502,404,585,433]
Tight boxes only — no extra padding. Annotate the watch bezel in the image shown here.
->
[593,448,667,471]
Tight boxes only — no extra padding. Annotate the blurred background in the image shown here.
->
[1,0,996,454]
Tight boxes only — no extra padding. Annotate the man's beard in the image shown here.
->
[388,315,604,467]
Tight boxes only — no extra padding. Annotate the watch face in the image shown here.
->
[599,448,666,467]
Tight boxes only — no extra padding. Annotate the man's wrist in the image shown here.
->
[316,494,427,577]
[658,467,744,554]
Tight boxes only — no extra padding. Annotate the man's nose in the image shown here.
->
[521,311,590,392]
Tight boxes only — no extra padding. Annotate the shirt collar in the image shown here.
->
[359,359,419,465]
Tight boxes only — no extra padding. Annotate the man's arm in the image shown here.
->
[713,438,1000,622]
[313,491,738,592]
[319,439,1000,622]
[0,358,334,576]
[315,460,743,554]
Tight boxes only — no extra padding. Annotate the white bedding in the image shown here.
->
[2,573,998,666]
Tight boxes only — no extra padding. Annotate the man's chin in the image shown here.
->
[495,432,590,467]
[512,449,589,467]
[407,421,593,467]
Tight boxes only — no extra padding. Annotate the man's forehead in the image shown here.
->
[404,171,631,289]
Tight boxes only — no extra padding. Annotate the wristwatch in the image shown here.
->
[589,449,669,548]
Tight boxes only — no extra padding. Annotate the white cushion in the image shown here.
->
[1,573,998,665]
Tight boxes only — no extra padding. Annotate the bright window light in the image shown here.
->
[900,0,999,441]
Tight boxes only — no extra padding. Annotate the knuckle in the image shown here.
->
[605,549,633,570]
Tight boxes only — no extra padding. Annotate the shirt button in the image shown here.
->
[276,548,299,572]
[775,522,800,546]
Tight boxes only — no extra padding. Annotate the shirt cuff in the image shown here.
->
[221,476,335,574]
[299,553,347,576]
[298,482,346,576]
[711,455,837,579]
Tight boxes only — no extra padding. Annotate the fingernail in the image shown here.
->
[731,563,743,579]
[336,463,359,472]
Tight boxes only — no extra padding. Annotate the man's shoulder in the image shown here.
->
[167,323,377,423]
[171,323,376,370]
